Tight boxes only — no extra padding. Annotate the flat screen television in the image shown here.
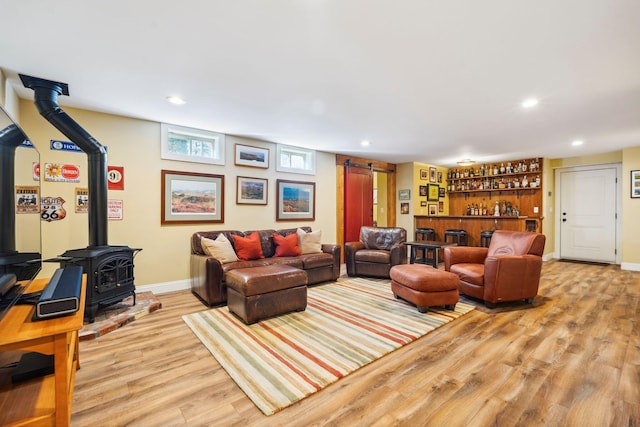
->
[0,104,42,322]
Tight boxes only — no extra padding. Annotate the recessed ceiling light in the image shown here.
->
[360,140,371,147]
[166,96,186,105]
[572,140,584,146]
[521,98,539,109]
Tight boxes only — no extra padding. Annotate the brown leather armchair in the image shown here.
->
[444,230,546,307]
[345,226,407,278]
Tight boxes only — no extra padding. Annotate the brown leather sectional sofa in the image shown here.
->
[190,227,341,306]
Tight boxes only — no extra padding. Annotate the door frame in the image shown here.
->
[554,163,622,264]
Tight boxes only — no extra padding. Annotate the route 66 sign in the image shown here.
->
[41,196,67,222]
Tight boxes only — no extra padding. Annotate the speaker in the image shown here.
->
[33,266,83,320]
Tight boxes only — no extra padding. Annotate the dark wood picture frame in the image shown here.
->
[161,169,224,224]
[427,184,439,201]
[236,176,268,205]
[276,179,315,221]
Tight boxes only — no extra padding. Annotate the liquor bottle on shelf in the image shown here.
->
[494,200,500,216]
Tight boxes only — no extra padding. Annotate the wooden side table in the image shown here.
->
[0,276,86,426]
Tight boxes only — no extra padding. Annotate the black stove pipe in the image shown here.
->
[20,74,108,248]
[0,124,28,254]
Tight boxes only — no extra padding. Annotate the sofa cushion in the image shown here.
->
[449,263,485,287]
[273,233,302,257]
[200,234,239,264]
[359,226,406,250]
[297,228,322,254]
[232,232,265,261]
[299,252,334,269]
[354,249,391,264]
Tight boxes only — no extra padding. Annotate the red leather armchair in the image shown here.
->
[345,226,407,278]
[444,230,546,307]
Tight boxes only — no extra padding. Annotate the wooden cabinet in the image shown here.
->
[447,158,543,219]
[0,276,86,426]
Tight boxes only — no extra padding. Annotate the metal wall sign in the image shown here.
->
[50,140,106,152]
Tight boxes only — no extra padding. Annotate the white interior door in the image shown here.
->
[558,167,617,262]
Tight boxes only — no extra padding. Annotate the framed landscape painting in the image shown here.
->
[237,176,268,205]
[234,143,269,169]
[276,179,315,221]
[161,170,224,224]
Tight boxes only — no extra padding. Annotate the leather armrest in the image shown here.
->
[190,254,225,305]
[322,243,342,279]
[484,255,542,302]
[390,243,407,266]
[444,246,488,271]
[345,242,365,276]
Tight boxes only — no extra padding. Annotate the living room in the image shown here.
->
[1,2,639,425]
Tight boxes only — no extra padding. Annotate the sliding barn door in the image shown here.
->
[344,164,374,244]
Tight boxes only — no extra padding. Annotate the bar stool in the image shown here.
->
[415,228,436,241]
[414,228,435,262]
[480,230,494,247]
[444,229,468,246]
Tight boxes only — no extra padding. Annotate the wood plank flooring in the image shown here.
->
[71,260,640,426]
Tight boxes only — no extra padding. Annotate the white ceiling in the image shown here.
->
[1,1,639,166]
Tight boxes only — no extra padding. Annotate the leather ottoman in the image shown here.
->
[389,264,459,313]
[226,264,308,324]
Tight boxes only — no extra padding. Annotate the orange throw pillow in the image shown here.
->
[273,233,301,257]
[231,232,264,261]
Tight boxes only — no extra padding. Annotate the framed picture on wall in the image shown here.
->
[276,179,315,221]
[631,170,640,198]
[437,171,443,183]
[236,176,268,205]
[429,167,437,182]
[439,187,446,198]
[399,189,411,200]
[419,185,427,197]
[161,170,224,224]
[420,169,428,180]
[428,204,438,216]
[234,144,269,169]
[401,202,409,214]
[427,184,439,201]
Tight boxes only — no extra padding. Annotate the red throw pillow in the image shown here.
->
[231,232,264,261]
[273,233,301,257]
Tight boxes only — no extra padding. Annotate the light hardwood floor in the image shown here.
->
[71,260,640,426]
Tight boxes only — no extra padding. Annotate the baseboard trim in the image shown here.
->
[620,262,640,271]
[136,279,191,295]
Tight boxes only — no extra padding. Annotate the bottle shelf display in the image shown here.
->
[447,158,542,193]
[447,158,543,219]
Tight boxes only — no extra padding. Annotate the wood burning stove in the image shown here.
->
[21,75,142,323]
[54,246,141,323]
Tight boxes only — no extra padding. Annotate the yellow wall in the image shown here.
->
[18,100,337,287]
[622,147,640,266]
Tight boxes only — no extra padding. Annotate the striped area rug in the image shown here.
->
[182,276,475,415]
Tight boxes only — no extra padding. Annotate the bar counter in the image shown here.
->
[414,215,542,247]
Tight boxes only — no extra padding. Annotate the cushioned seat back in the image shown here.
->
[359,226,406,250]
[487,230,546,257]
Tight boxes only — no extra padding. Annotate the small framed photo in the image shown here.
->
[439,187,446,198]
[161,170,224,224]
[437,171,443,183]
[631,170,640,198]
[428,204,438,216]
[427,184,439,201]
[438,201,444,212]
[420,169,428,180]
[234,143,269,169]
[236,176,268,205]
[420,201,427,207]
[399,189,411,200]
[401,202,409,214]
[276,179,315,221]
[419,185,427,197]
[429,167,437,182]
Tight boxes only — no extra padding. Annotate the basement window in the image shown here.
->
[276,144,316,175]
[161,123,225,165]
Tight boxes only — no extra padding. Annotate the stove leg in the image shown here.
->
[132,291,136,306]
[87,303,98,323]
